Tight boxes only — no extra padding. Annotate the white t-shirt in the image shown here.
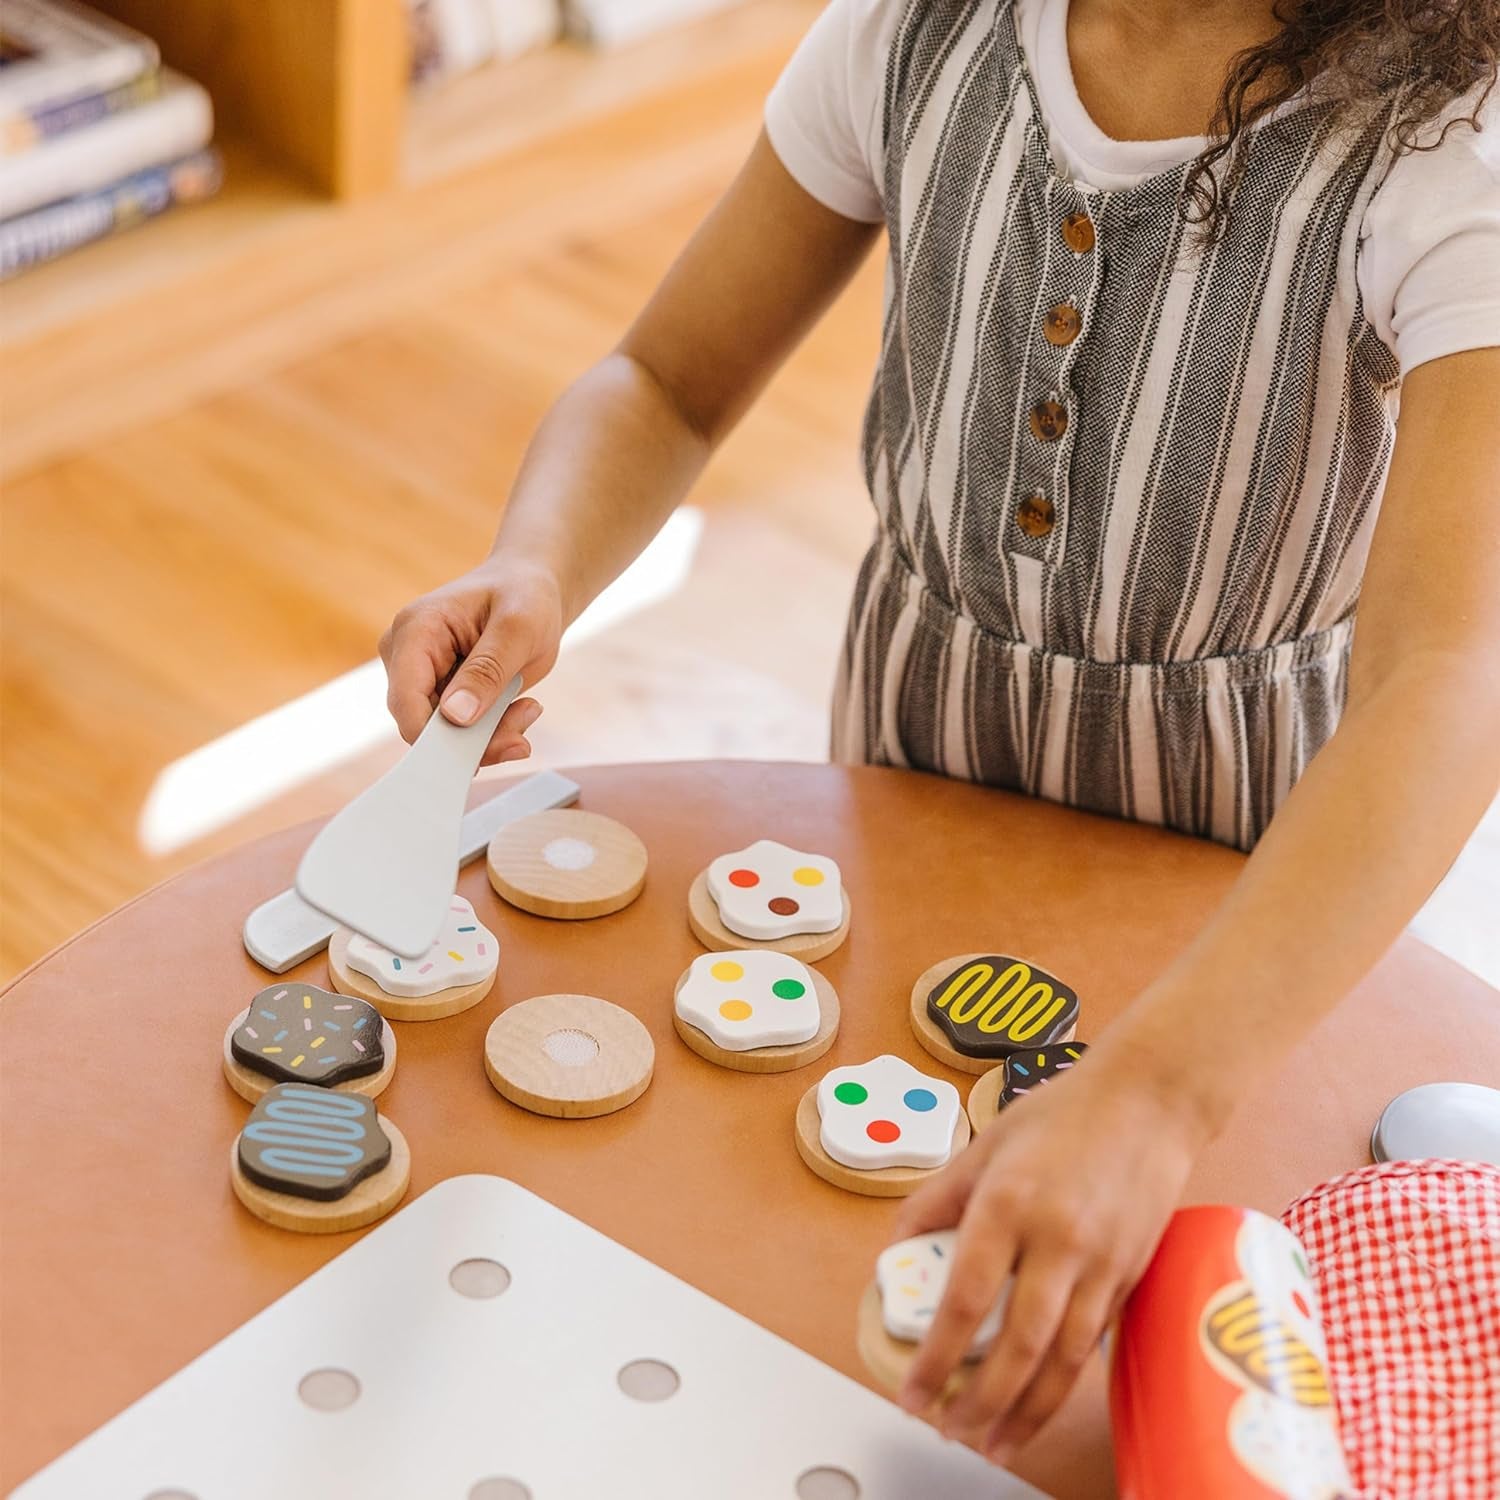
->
[764,0,1500,375]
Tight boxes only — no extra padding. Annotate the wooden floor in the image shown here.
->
[0,0,883,981]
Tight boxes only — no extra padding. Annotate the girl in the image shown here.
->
[382,0,1500,1469]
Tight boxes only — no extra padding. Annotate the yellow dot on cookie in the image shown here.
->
[792,867,824,886]
[710,960,745,982]
[718,1000,753,1022]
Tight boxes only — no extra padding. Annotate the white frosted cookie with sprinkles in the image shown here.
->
[329,893,499,1022]
[876,1231,1009,1353]
[346,895,497,997]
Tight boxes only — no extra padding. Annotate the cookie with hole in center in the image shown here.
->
[484,994,653,1118]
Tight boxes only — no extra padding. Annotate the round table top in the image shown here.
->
[4,760,1497,1499]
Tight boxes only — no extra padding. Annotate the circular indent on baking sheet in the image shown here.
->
[542,1027,600,1067]
[484,995,653,1119]
[144,1491,198,1500]
[449,1258,512,1300]
[297,1368,360,1412]
[469,1480,532,1500]
[487,809,647,919]
[796,1469,861,1500]
[617,1359,680,1402]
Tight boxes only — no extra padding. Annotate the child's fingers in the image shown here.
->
[439,615,529,728]
[479,699,543,767]
[892,1133,989,1242]
[380,613,447,744]
[898,1203,1017,1415]
[940,1251,1077,1448]
[982,1271,1119,1464]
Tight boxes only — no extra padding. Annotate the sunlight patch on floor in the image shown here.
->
[135,509,705,855]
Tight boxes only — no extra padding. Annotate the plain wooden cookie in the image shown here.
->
[484,994,653,1119]
[687,870,851,963]
[229,1116,411,1234]
[794,1082,970,1198]
[221,1007,397,1105]
[487,808,647,919]
[329,926,495,1021]
[672,962,840,1074]
[909,953,1078,1075]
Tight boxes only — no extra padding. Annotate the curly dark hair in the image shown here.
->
[1187,0,1500,237]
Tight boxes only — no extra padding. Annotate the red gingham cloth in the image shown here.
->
[1281,1160,1500,1500]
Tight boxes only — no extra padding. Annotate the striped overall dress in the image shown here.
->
[831,0,1404,850]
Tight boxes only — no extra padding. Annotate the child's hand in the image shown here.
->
[891,1057,1205,1465]
[379,555,563,766]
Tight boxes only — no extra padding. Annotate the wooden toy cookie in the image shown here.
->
[329,894,498,1021]
[966,1043,1088,1132]
[795,1054,969,1198]
[857,1230,1010,1397]
[688,839,851,962]
[672,951,839,1073]
[484,994,653,1119]
[910,953,1079,1075]
[229,1083,410,1233]
[487,808,647,919]
[222,984,397,1104]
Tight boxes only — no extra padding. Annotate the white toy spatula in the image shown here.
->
[296,676,521,957]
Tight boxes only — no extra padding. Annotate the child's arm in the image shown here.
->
[894,347,1500,1463]
[380,135,879,763]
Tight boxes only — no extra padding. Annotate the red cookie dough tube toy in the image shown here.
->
[1110,1205,1354,1500]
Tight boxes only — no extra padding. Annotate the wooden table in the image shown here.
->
[4,761,1497,1499]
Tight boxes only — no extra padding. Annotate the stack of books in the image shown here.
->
[0,0,220,280]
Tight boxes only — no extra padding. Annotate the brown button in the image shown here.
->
[1029,398,1068,443]
[1016,493,1055,538]
[1062,211,1095,254]
[1044,302,1081,347]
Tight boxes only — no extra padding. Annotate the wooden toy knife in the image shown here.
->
[295,676,522,957]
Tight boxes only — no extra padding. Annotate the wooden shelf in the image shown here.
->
[0,0,821,481]
[1,139,321,351]
[405,0,809,186]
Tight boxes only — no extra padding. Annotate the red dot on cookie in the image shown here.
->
[1291,1290,1310,1320]
[728,869,759,888]
[866,1120,900,1144]
[768,896,799,916]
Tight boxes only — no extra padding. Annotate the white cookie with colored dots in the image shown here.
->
[817,1055,961,1171]
[346,895,498,998]
[877,1231,1010,1355]
[706,840,842,940]
[675,951,821,1051]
